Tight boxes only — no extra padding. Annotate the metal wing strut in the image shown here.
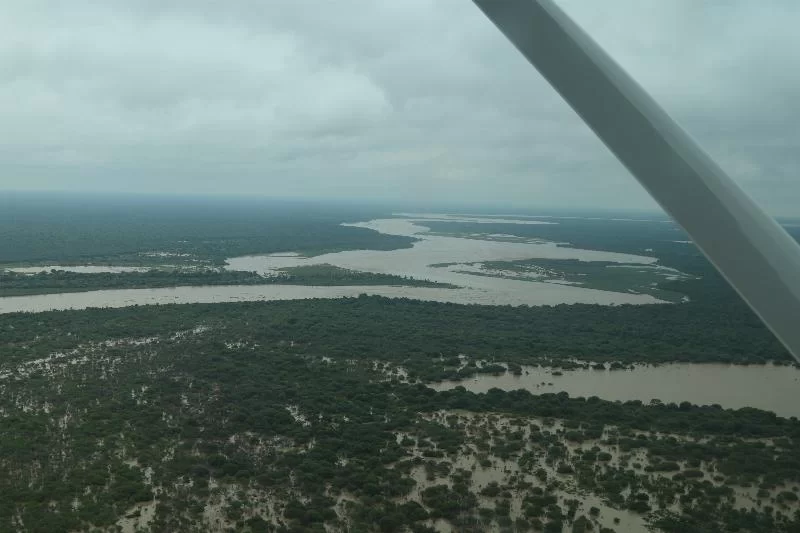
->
[473,0,800,362]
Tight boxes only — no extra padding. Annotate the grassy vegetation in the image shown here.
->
[462,258,689,302]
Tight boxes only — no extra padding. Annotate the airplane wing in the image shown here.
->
[473,0,800,362]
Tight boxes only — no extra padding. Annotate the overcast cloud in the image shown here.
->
[1,0,799,214]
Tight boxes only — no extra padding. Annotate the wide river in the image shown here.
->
[430,363,800,418]
[5,215,796,418]
[0,215,667,314]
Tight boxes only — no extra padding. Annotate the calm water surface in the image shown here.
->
[431,363,800,418]
[0,216,666,313]
[225,217,663,305]
[0,282,655,314]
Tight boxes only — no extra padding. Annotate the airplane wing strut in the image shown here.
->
[473,0,800,362]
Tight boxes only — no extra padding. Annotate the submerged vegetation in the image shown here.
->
[0,298,798,532]
[2,201,799,532]
[447,258,689,302]
[1,294,789,367]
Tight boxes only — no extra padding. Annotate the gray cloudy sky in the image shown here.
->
[1,1,799,214]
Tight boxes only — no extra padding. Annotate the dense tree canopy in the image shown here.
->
[0,297,798,531]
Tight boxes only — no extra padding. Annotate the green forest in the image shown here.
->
[0,298,798,532]
[1,290,789,367]
[0,194,414,265]
[2,202,799,532]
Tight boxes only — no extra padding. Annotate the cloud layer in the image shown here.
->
[1,0,799,214]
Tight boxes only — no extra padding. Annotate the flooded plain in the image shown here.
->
[225,217,665,306]
[227,218,660,278]
[3,215,796,419]
[430,363,800,418]
[0,215,670,313]
[0,282,656,314]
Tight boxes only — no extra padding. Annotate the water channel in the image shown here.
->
[3,215,796,418]
[430,363,800,418]
[0,216,666,313]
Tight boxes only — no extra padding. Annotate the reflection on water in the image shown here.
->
[430,363,800,418]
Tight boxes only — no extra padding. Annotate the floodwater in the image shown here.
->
[226,217,663,305]
[430,363,800,418]
[3,265,148,274]
[0,282,656,314]
[0,215,668,313]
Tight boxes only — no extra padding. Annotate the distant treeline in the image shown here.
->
[0,195,414,264]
